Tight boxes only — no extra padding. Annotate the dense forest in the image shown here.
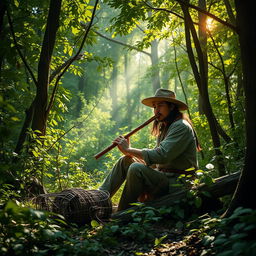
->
[0,0,256,255]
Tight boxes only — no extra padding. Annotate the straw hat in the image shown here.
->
[141,88,188,111]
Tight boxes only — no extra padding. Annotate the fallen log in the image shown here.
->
[112,171,241,222]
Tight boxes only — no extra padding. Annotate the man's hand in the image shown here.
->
[113,136,143,160]
[113,136,130,155]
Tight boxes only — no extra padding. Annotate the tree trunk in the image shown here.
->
[75,75,86,117]
[223,0,236,25]
[112,172,240,222]
[181,2,226,176]
[0,1,6,76]
[15,100,35,153]
[31,0,62,135]
[150,39,161,92]
[110,61,118,119]
[0,1,6,36]
[124,53,132,128]
[224,0,256,215]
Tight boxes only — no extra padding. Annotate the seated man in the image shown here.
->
[99,88,200,211]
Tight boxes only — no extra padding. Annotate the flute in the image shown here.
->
[94,115,158,160]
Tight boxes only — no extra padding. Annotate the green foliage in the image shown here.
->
[0,0,250,255]
[0,201,185,256]
[0,200,111,256]
[190,207,256,256]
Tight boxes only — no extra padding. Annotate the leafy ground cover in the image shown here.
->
[1,200,256,256]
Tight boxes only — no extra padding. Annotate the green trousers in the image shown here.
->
[99,156,171,211]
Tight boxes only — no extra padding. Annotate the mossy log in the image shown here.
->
[112,172,240,221]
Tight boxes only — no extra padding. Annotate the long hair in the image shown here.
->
[151,102,202,152]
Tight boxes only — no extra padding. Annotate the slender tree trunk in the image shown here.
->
[0,1,6,36]
[0,1,6,76]
[209,32,235,129]
[236,71,243,99]
[223,0,236,25]
[182,1,225,176]
[225,0,256,215]
[76,75,86,116]
[173,43,191,118]
[15,101,35,153]
[110,61,118,119]
[161,40,171,88]
[31,0,62,135]
[124,53,132,128]
[150,39,161,92]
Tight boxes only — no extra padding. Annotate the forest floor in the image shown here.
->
[102,219,205,256]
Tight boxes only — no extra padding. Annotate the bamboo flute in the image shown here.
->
[94,115,157,160]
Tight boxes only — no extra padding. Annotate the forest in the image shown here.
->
[0,0,256,255]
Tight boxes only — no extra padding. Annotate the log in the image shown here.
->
[112,172,240,222]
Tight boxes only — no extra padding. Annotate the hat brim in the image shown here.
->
[141,96,188,111]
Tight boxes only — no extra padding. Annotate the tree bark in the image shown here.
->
[224,0,256,215]
[31,0,62,135]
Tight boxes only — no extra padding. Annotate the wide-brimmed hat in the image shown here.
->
[141,88,188,110]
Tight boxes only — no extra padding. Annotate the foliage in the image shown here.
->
[0,0,250,255]
[0,200,189,256]
[190,207,256,256]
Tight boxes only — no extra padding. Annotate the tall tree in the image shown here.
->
[10,0,99,153]
[225,0,256,214]
[31,0,62,136]
[181,1,226,175]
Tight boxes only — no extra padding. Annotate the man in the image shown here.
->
[99,88,200,211]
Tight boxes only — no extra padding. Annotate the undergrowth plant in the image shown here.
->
[189,207,256,256]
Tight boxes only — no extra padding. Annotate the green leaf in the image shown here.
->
[202,235,215,246]
[32,150,39,157]
[71,27,80,35]
[14,0,19,7]
[5,200,20,213]
[154,234,167,247]
[91,220,100,228]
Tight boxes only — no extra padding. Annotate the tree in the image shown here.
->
[6,0,99,153]
[225,0,256,214]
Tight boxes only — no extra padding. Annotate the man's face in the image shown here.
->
[153,101,174,121]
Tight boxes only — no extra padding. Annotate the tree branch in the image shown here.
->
[49,54,84,83]
[144,0,237,33]
[93,29,151,57]
[175,0,237,32]
[143,1,185,21]
[6,9,38,86]
[46,0,100,115]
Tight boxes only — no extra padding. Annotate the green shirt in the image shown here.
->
[141,119,198,170]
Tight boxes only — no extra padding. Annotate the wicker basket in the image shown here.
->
[36,188,112,225]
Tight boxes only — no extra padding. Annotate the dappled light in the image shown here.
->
[1,0,256,255]
[206,17,215,31]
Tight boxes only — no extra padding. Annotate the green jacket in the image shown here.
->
[141,119,198,171]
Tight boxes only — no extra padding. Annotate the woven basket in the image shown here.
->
[36,188,112,225]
